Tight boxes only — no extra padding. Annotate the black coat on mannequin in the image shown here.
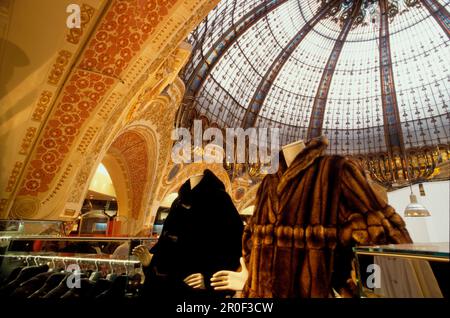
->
[143,169,243,298]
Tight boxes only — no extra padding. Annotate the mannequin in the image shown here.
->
[132,174,203,266]
[213,136,412,298]
[209,139,306,292]
[244,136,411,298]
[281,139,305,167]
[133,169,243,298]
[133,172,206,282]
[189,174,204,189]
[210,258,248,293]
[133,173,205,266]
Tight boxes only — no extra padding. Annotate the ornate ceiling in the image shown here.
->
[0,0,220,224]
[181,0,450,156]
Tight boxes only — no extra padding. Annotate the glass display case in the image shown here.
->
[353,243,449,298]
[0,235,157,298]
[78,211,109,235]
[0,219,65,237]
[0,220,67,260]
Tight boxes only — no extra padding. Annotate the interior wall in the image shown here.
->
[387,181,450,243]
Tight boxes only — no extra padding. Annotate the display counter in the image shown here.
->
[353,242,449,298]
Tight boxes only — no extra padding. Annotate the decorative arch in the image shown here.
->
[100,125,158,233]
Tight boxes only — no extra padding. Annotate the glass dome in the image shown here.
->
[181,0,450,156]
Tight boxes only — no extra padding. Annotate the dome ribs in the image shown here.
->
[307,0,363,139]
[241,0,342,129]
[420,0,450,40]
[378,0,406,158]
[184,0,289,104]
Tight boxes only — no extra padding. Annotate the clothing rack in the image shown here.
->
[0,254,144,299]
[1,235,157,241]
[1,254,140,265]
[1,254,143,282]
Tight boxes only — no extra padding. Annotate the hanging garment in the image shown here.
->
[0,264,49,296]
[89,271,102,282]
[10,271,53,298]
[143,169,243,298]
[91,278,113,297]
[42,274,71,298]
[60,278,96,298]
[242,136,412,298]
[1,266,24,286]
[96,274,129,298]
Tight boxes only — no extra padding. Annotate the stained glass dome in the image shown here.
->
[180,0,450,159]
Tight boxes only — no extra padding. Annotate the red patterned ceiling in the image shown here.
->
[18,0,176,196]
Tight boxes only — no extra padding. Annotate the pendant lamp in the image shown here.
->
[404,192,430,217]
[403,150,430,217]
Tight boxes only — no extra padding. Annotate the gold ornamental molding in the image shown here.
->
[97,92,123,120]
[0,199,8,215]
[5,162,24,193]
[31,90,53,122]
[356,144,450,189]
[66,44,196,212]
[42,164,73,205]
[19,127,37,155]
[47,50,73,86]
[76,126,99,155]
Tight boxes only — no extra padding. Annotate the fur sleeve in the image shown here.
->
[339,159,412,246]
[334,159,412,297]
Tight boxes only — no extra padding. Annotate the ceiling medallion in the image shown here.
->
[320,0,421,28]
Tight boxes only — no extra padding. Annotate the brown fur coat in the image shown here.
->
[242,136,412,298]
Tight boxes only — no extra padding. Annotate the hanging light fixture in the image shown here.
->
[403,148,430,217]
[404,192,430,217]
